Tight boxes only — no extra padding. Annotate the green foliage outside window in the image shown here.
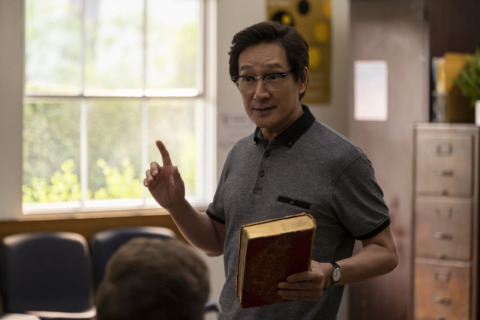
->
[23,159,82,203]
[93,159,143,200]
[23,158,144,203]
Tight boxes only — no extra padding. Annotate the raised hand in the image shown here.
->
[143,141,186,211]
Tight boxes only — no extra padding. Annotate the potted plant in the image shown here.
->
[454,49,480,125]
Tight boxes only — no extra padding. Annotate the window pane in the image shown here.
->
[87,100,143,200]
[23,0,209,212]
[25,0,82,95]
[148,99,200,198]
[23,101,81,203]
[146,0,202,92]
[85,0,144,94]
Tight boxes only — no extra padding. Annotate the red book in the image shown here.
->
[236,213,316,308]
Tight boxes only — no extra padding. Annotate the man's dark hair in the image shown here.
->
[228,21,309,99]
[95,237,210,320]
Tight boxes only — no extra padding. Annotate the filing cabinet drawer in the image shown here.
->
[414,259,471,320]
[415,197,472,260]
[415,135,473,196]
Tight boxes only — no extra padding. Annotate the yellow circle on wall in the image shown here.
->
[309,47,322,68]
[314,22,330,43]
[281,13,293,26]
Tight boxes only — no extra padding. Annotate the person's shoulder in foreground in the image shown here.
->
[95,237,210,320]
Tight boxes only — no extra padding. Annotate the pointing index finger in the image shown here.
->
[156,140,173,167]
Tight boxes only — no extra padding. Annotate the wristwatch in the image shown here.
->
[330,262,341,286]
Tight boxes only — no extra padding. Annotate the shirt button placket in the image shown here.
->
[260,149,271,178]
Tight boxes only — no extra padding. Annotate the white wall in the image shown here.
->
[0,0,24,220]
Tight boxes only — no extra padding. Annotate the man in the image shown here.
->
[95,237,210,320]
[144,21,398,319]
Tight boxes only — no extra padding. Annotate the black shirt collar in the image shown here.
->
[253,105,315,148]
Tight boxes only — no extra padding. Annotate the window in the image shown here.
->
[23,0,215,213]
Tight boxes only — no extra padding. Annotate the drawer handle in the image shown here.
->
[434,269,451,283]
[434,169,454,176]
[432,296,452,305]
[436,143,453,156]
[435,208,453,220]
[437,253,448,259]
[434,232,453,240]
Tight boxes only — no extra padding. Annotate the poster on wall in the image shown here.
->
[267,0,331,105]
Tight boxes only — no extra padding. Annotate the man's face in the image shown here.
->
[237,42,308,141]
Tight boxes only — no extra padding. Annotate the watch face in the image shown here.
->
[332,268,341,282]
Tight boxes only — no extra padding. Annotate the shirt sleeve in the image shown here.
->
[331,155,391,240]
[206,151,233,225]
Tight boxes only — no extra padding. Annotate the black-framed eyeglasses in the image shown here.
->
[231,70,295,93]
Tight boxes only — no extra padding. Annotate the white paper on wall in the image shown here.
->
[217,110,256,153]
[354,60,388,121]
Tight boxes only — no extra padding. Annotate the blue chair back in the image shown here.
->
[90,226,176,289]
[0,232,95,319]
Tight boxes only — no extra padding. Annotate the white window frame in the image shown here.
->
[22,0,217,215]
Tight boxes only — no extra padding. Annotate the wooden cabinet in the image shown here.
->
[414,259,471,320]
[413,123,479,320]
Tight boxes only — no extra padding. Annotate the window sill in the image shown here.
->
[0,206,207,241]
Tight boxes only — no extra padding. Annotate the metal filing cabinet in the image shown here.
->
[413,123,479,320]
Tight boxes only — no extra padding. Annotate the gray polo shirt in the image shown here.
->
[207,105,390,320]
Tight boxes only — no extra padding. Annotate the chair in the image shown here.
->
[90,226,177,290]
[0,232,96,320]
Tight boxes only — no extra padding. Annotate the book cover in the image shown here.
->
[236,213,316,308]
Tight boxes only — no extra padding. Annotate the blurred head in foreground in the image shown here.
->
[96,237,210,320]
